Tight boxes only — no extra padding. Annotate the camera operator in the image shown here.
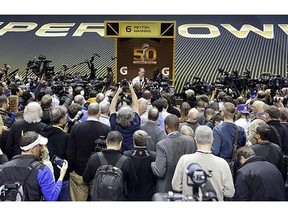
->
[172,126,235,201]
[152,67,163,83]
[184,89,197,108]
[103,67,114,89]
[109,82,140,152]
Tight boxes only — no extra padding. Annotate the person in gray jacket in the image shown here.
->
[151,114,197,193]
[140,107,167,151]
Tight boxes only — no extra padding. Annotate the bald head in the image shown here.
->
[187,108,199,122]
[87,102,100,117]
[138,98,148,114]
[74,95,85,106]
[148,107,159,121]
[96,93,105,103]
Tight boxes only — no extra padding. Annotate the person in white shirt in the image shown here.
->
[99,100,111,127]
[132,67,147,87]
[235,104,251,134]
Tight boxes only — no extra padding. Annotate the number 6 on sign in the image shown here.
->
[126,26,131,32]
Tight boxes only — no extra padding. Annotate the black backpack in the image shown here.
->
[0,161,40,201]
[91,152,127,201]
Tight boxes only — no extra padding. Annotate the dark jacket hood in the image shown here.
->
[41,126,64,138]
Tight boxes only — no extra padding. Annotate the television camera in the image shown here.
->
[144,76,174,102]
[27,54,55,79]
[115,79,132,105]
[153,163,218,201]
[182,68,288,100]
[183,76,213,96]
[94,136,107,152]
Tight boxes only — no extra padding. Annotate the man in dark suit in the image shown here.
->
[151,114,197,193]
[124,130,156,200]
[140,107,167,151]
[67,102,110,201]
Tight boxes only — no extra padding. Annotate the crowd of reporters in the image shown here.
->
[0,70,288,201]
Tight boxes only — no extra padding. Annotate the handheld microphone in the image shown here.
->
[71,111,83,123]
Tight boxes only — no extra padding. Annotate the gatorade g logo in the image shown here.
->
[133,43,157,64]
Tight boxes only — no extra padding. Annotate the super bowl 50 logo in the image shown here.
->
[133,43,157,64]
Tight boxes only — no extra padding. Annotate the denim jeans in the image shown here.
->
[58,180,70,201]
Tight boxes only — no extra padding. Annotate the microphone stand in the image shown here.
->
[65,61,87,76]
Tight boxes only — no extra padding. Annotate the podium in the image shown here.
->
[105,21,176,85]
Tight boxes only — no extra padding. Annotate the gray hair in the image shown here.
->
[247,118,266,144]
[51,106,67,125]
[74,95,85,106]
[116,105,135,128]
[24,102,43,123]
[185,89,195,97]
[96,93,105,103]
[133,130,148,147]
[180,125,194,137]
[138,98,148,111]
[195,125,213,145]
[236,146,255,161]
[99,100,110,114]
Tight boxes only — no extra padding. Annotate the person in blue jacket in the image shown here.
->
[0,131,68,201]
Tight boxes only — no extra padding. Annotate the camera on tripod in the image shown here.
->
[27,54,55,79]
[183,77,212,95]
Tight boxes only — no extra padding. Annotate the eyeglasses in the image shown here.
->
[252,129,258,134]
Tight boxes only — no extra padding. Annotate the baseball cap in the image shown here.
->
[237,104,250,114]
[20,134,48,151]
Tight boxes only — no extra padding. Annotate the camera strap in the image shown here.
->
[270,125,282,149]
[232,125,239,161]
